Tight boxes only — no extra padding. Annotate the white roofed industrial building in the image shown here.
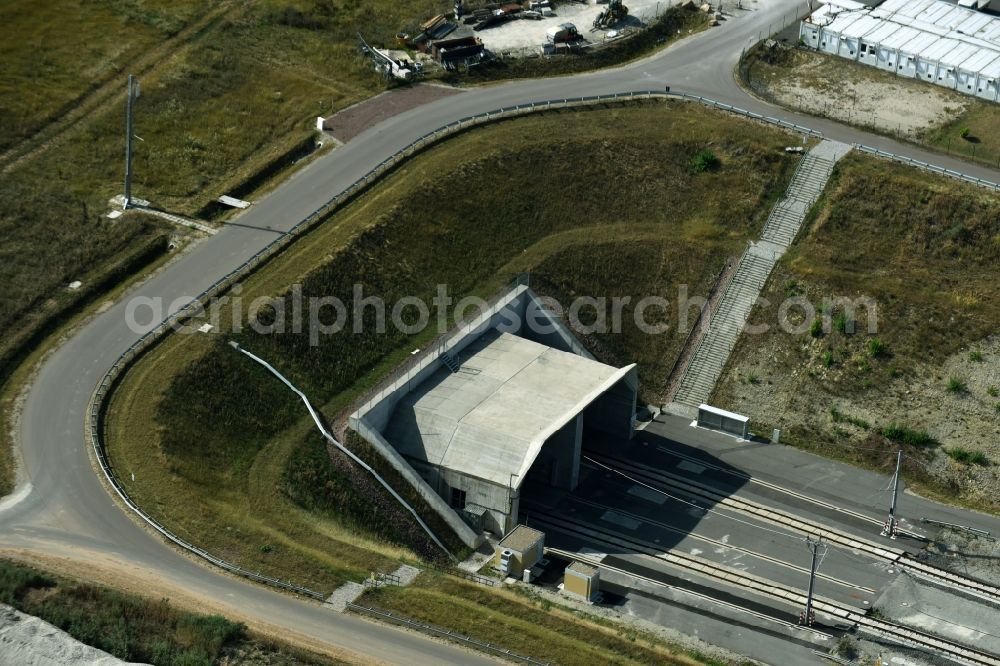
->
[800,0,1000,101]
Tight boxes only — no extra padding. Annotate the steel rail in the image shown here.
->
[530,510,1000,666]
[591,452,1000,605]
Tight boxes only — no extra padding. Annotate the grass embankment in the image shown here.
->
[450,6,708,82]
[359,571,729,665]
[0,0,453,494]
[0,1,211,153]
[715,152,1000,511]
[741,45,1000,169]
[924,103,1000,168]
[107,102,796,595]
[0,558,345,666]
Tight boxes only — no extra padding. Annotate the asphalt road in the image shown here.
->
[3,0,1000,662]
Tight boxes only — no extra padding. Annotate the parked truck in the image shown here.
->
[546,22,579,43]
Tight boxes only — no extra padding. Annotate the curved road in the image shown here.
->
[3,1,999,662]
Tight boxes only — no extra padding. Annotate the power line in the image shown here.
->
[584,455,808,543]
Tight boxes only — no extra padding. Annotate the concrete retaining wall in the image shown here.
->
[352,420,481,547]
[353,285,531,433]
[349,282,625,545]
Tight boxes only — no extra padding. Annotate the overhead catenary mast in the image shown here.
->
[881,449,903,539]
[124,74,140,209]
[799,537,822,626]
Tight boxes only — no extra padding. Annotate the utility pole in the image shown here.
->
[881,449,902,539]
[799,537,821,626]
[124,74,140,209]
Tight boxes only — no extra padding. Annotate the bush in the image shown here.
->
[960,127,971,139]
[0,561,55,605]
[835,634,859,659]
[809,318,823,338]
[988,386,998,397]
[882,423,937,447]
[947,376,968,394]
[834,312,852,335]
[0,560,245,666]
[946,447,988,466]
[969,350,983,362]
[847,415,870,430]
[867,338,886,358]
[947,447,972,463]
[690,149,720,173]
[821,351,834,367]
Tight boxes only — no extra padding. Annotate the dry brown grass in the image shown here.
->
[360,572,719,665]
[715,152,1000,510]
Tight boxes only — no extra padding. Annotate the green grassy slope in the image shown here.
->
[107,102,797,592]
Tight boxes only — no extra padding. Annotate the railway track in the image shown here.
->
[637,442,927,539]
[528,509,1000,666]
[588,452,1000,605]
[565,493,877,595]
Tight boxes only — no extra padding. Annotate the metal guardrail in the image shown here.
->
[347,603,550,665]
[85,87,999,603]
[921,517,995,540]
[672,92,823,138]
[362,571,402,588]
[427,563,500,587]
[854,143,1000,191]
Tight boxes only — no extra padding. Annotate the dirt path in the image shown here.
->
[0,2,236,173]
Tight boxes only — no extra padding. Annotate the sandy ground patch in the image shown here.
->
[759,50,968,138]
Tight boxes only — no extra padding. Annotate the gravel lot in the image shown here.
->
[472,0,681,51]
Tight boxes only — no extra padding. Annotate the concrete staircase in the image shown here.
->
[669,140,851,413]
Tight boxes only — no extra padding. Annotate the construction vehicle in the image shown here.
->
[593,0,628,30]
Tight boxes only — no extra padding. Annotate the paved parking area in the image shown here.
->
[323,84,461,143]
